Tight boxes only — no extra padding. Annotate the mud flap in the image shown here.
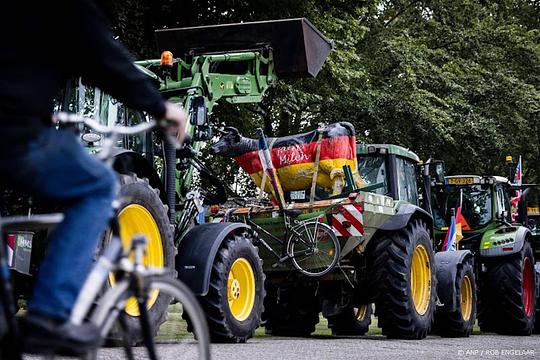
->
[175,222,250,296]
[435,250,473,312]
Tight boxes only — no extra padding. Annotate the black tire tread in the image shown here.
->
[263,283,320,337]
[478,241,536,335]
[197,234,265,343]
[534,263,540,334]
[327,304,372,336]
[435,257,476,337]
[368,219,437,339]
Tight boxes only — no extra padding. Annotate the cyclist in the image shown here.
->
[0,0,186,353]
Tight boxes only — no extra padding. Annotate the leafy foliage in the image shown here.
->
[104,0,539,189]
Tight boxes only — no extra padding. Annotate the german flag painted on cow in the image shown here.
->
[211,122,364,195]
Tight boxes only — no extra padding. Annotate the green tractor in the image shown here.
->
[431,175,539,335]
[2,19,332,343]
[213,143,474,339]
[355,144,476,337]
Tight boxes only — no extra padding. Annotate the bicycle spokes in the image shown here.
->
[288,222,340,277]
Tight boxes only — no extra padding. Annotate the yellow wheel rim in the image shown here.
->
[460,275,473,321]
[227,258,256,321]
[355,304,369,321]
[410,244,432,316]
[111,204,164,317]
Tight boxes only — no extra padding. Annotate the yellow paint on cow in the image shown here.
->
[251,158,365,195]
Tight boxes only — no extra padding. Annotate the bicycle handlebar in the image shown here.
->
[54,112,182,150]
[54,112,157,136]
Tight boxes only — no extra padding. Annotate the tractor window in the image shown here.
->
[396,158,419,205]
[357,155,388,195]
[74,85,123,148]
[431,189,446,228]
[72,82,151,155]
[432,185,492,229]
[77,84,119,126]
[496,185,512,222]
[122,109,149,155]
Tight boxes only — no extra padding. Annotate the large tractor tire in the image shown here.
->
[194,233,265,343]
[368,219,436,339]
[106,174,175,344]
[478,241,536,335]
[435,257,476,337]
[263,282,320,337]
[534,264,540,334]
[327,304,372,336]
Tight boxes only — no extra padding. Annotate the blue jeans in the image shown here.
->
[0,128,117,321]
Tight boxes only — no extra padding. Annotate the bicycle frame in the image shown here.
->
[0,115,169,359]
[0,180,167,360]
[69,211,124,324]
[245,213,324,264]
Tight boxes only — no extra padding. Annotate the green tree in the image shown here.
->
[105,0,540,190]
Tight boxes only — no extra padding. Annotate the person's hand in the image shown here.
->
[163,101,187,145]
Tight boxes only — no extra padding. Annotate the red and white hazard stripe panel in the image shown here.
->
[6,233,15,267]
[331,204,364,237]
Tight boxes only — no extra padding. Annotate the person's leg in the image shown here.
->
[2,128,117,321]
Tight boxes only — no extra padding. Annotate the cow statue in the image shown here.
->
[210,122,364,195]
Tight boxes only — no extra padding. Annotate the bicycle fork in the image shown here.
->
[134,282,158,360]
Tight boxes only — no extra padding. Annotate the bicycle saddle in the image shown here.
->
[283,209,302,218]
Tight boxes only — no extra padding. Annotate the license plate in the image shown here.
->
[447,177,475,185]
[290,190,306,200]
[528,207,540,215]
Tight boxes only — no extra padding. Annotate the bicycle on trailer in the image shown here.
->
[228,207,340,278]
[0,113,211,360]
[174,135,340,279]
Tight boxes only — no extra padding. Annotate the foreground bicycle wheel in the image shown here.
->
[85,276,210,360]
[287,221,340,277]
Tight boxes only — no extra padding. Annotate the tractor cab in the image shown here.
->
[355,144,421,205]
[431,175,517,252]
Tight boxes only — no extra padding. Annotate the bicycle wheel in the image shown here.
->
[287,221,340,277]
[85,276,210,360]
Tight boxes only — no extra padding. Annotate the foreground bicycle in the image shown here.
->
[0,113,210,360]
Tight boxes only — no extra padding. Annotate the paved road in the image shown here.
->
[94,333,540,360]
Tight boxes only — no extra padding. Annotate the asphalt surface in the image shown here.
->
[90,333,540,360]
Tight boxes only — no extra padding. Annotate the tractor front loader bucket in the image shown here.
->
[155,18,333,78]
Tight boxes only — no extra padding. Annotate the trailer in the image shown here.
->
[206,143,474,339]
